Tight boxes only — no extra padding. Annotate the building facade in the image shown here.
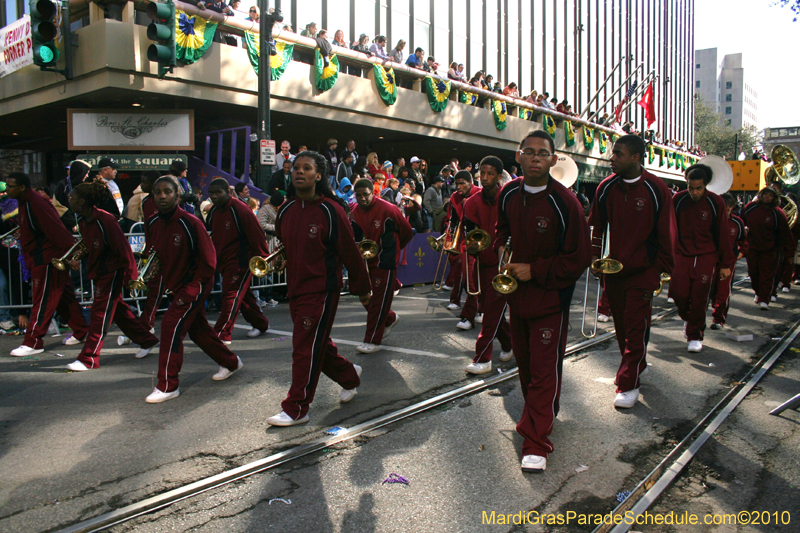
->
[694,48,759,131]
[762,127,800,160]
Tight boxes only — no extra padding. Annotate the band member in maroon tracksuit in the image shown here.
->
[496,131,591,473]
[144,176,243,404]
[588,135,676,410]
[446,172,480,328]
[64,181,159,371]
[462,156,513,374]
[6,173,89,357]
[671,164,733,353]
[267,151,371,427]
[710,193,749,329]
[206,178,270,344]
[742,187,794,310]
[767,182,798,296]
[351,178,413,354]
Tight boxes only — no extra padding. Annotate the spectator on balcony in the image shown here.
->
[447,62,460,81]
[469,71,484,88]
[406,47,424,69]
[335,151,354,189]
[314,29,333,67]
[273,140,294,173]
[556,99,567,113]
[549,96,558,109]
[267,159,293,195]
[484,74,493,90]
[369,35,389,60]
[525,89,538,104]
[388,40,406,64]
[300,22,318,38]
[502,82,519,98]
[541,92,551,108]
[332,29,347,48]
[423,56,438,74]
[366,152,381,177]
[245,5,258,22]
[349,34,372,76]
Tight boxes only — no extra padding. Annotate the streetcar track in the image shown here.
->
[57,279,755,533]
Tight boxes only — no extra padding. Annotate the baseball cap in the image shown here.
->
[410,156,420,163]
[97,157,120,169]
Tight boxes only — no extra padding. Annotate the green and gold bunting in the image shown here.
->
[583,126,595,150]
[491,100,508,130]
[520,108,534,120]
[315,50,339,92]
[678,154,685,170]
[243,33,293,79]
[649,145,656,164]
[459,90,479,106]
[667,151,674,168]
[564,121,575,147]
[543,115,556,138]
[175,10,217,64]
[599,132,608,154]
[373,64,397,105]
[660,149,667,167]
[424,77,451,112]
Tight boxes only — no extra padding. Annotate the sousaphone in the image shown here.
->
[764,146,800,227]
[696,155,733,195]
[551,154,579,189]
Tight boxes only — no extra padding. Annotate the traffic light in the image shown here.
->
[146,0,176,78]
[29,0,59,67]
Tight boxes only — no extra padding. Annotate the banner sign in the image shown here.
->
[68,109,195,151]
[0,16,33,78]
[77,154,188,171]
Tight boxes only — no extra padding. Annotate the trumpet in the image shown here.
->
[52,239,88,270]
[128,250,161,291]
[429,222,460,290]
[492,237,517,294]
[590,223,623,275]
[249,245,287,277]
[653,272,671,297]
[464,228,491,296]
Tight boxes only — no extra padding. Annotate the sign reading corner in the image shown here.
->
[68,109,194,151]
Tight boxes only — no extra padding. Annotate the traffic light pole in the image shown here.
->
[256,0,271,191]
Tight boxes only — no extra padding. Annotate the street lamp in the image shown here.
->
[257,2,283,189]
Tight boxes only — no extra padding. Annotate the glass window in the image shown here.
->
[5,0,18,22]
[327,2,351,41]
[520,0,531,94]
[414,20,431,59]
[380,3,387,36]
[695,81,700,88]
[725,94,732,101]
[485,1,497,79]
[452,0,466,37]
[278,0,294,32]
[299,0,322,32]
[453,34,467,68]
[355,0,377,39]
[414,0,430,23]
[392,10,409,44]
[725,107,732,114]
[726,81,732,89]
[469,0,483,76]
[507,0,518,87]
[433,26,448,67]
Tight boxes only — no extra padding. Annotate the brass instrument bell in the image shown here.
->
[249,245,287,277]
[52,239,88,271]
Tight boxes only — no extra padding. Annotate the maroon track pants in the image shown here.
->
[472,266,512,363]
[281,291,360,420]
[362,267,397,345]
[23,264,88,350]
[671,252,717,341]
[142,275,164,330]
[606,269,657,393]
[711,264,736,325]
[77,270,159,368]
[746,250,779,304]
[156,281,239,392]
[214,267,269,342]
[509,309,569,458]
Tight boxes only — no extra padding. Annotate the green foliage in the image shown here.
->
[694,96,761,158]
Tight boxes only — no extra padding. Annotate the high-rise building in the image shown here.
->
[694,48,759,131]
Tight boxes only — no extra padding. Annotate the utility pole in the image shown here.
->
[256,1,283,190]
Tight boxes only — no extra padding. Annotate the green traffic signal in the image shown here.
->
[146,0,176,78]
[29,0,59,67]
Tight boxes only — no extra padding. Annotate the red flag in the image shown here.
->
[614,100,625,123]
[638,82,656,127]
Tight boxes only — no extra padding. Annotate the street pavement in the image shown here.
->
[1,268,798,532]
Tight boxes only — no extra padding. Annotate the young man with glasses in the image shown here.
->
[496,131,591,473]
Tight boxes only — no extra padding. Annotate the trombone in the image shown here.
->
[249,245,287,277]
[590,224,623,275]
[358,239,379,298]
[581,226,602,338]
[428,221,460,290]
[492,237,517,294]
[653,272,671,297]
[129,250,161,291]
[52,239,88,270]
[464,228,491,296]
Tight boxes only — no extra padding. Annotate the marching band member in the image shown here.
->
[6,173,89,357]
[205,178,270,344]
[144,176,243,403]
[767,181,798,297]
[671,164,733,353]
[267,152,371,427]
[710,193,749,329]
[496,131,591,472]
[588,135,676,409]
[139,172,164,331]
[742,187,794,310]
[65,181,159,371]
[351,178,413,354]
[447,171,480,329]
[462,156,513,374]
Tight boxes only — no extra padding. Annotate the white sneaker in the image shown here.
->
[0,320,15,330]
[222,340,232,345]
[63,335,83,346]
[465,361,492,374]
[474,313,483,324]
[256,299,267,308]
[499,349,514,362]
[760,302,769,310]
[145,387,180,403]
[356,342,381,354]
[135,345,155,359]
[687,340,703,353]
[117,335,132,346]
[247,328,265,338]
[383,314,400,339]
[266,299,279,307]
[66,360,90,371]
[446,302,461,310]
[614,389,640,408]
[456,318,474,330]
[782,286,790,293]
[340,364,362,402]
[597,314,610,323]
[521,454,547,472]
[442,284,453,291]
[667,297,675,304]
[10,345,44,357]
[393,289,400,296]
[754,294,759,304]
[770,295,778,302]
[267,411,309,426]
[212,356,243,381]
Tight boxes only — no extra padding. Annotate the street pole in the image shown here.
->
[256,2,282,190]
